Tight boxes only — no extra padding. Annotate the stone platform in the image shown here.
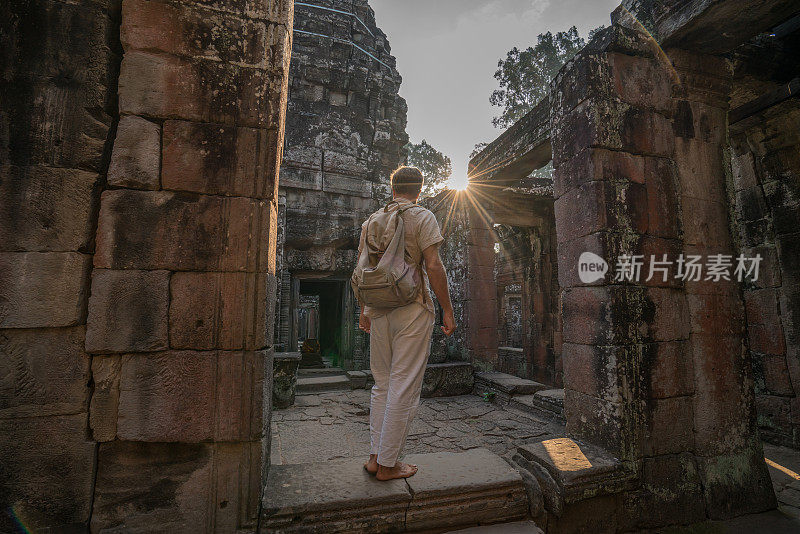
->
[261,448,528,533]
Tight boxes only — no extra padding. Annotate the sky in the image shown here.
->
[370,0,621,189]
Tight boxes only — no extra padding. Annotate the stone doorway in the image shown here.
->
[295,279,352,369]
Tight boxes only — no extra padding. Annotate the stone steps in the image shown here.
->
[296,374,351,394]
[298,367,347,378]
[473,371,564,422]
[509,390,565,423]
[261,448,530,533]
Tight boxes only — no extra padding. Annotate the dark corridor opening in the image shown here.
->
[296,279,348,368]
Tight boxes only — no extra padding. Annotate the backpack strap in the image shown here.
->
[391,202,430,305]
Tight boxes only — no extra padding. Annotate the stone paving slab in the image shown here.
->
[262,456,409,533]
[403,449,528,532]
[404,449,524,497]
[764,443,800,520]
[271,390,565,466]
[262,449,529,533]
[445,521,543,534]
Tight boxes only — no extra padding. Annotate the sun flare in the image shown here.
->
[447,174,470,191]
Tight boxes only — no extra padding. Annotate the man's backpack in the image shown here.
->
[351,201,422,309]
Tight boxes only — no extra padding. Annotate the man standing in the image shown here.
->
[357,166,456,481]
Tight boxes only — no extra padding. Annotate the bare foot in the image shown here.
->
[364,454,378,475]
[376,461,418,481]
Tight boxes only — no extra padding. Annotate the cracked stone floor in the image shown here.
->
[270,389,566,466]
[271,389,800,528]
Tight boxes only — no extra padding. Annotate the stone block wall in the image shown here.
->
[86,0,292,530]
[0,0,119,529]
[730,99,800,448]
[1,0,293,531]
[550,20,775,527]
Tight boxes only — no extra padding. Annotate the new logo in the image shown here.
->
[578,252,608,284]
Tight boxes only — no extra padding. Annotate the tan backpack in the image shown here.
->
[351,201,422,309]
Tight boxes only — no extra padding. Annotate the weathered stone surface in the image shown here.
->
[1,0,116,171]
[121,0,287,68]
[0,252,91,328]
[90,354,121,442]
[422,362,474,397]
[475,371,548,396]
[273,352,300,408]
[446,521,544,534]
[0,327,90,418]
[119,51,286,128]
[630,453,706,528]
[162,120,279,198]
[620,0,800,53]
[296,374,351,394]
[92,440,262,532]
[107,115,161,189]
[551,99,674,167]
[116,350,265,442]
[0,414,95,532]
[94,189,274,271]
[697,446,777,519]
[274,1,408,368]
[169,271,272,350]
[347,370,368,389]
[262,456,411,533]
[263,449,527,533]
[517,437,625,490]
[0,165,100,251]
[403,449,528,532]
[85,269,170,353]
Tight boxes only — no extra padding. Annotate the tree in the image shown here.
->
[405,140,452,197]
[489,25,604,129]
[470,142,489,160]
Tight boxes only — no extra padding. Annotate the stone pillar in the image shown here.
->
[730,101,800,448]
[0,0,117,530]
[85,0,293,531]
[466,191,499,369]
[669,48,775,518]
[550,20,774,526]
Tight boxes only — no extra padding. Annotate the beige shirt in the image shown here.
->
[358,198,444,318]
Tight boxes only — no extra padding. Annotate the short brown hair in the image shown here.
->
[391,166,424,196]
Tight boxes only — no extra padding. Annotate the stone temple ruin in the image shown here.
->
[2,0,800,532]
[274,0,408,370]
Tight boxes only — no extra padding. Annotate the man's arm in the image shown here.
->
[423,244,456,336]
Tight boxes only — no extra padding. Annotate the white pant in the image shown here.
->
[369,302,434,467]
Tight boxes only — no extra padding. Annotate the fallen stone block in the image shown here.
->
[273,352,301,409]
[422,361,474,397]
[347,370,368,389]
[474,371,549,404]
